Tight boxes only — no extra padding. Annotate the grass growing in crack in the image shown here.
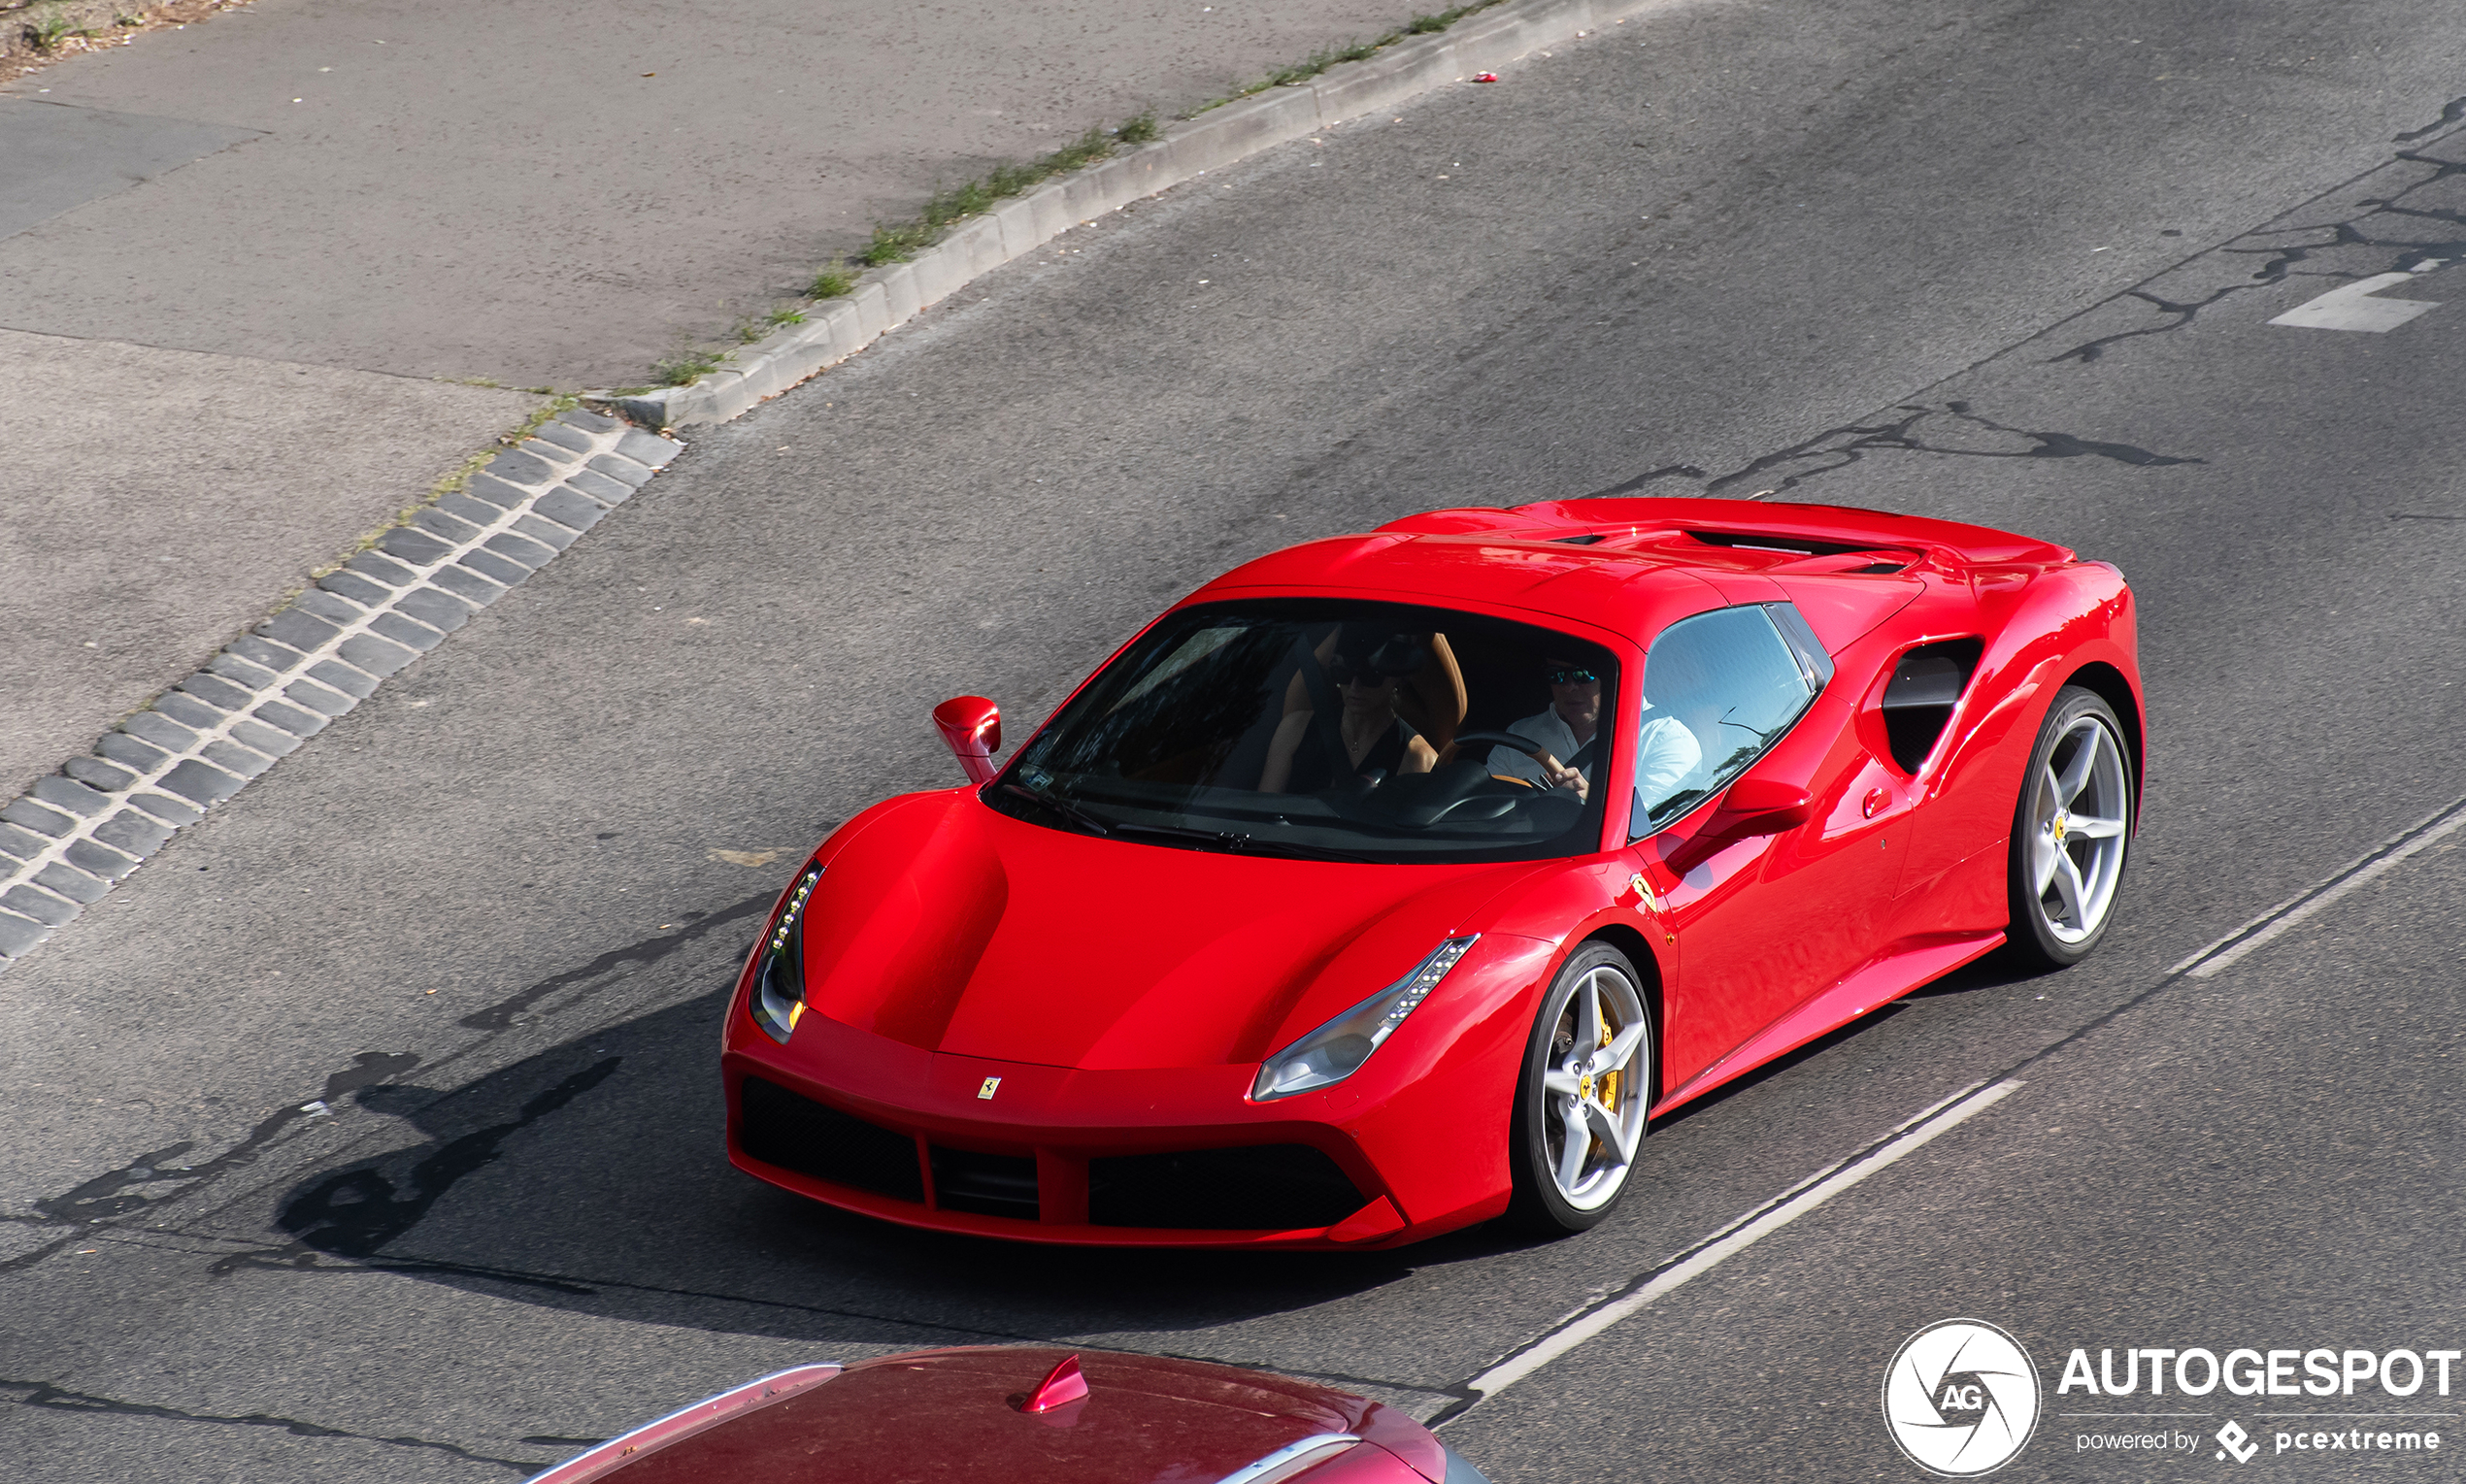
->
[651,346,731,386]
[1188,0,1503,113]
[722,305,805,346]
[851,111,1159,267]
[308,395,577,580]
[30,13,81,49]
[807,262,857,299]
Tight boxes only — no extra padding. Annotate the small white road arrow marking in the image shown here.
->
[2269,267,2444,332]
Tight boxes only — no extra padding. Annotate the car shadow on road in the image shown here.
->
[247,987,1536,1353]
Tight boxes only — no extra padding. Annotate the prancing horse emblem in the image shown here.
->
[977,1076,1002,1100]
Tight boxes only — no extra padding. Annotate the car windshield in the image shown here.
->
[987,599,1619,863]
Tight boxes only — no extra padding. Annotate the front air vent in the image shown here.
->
[1550,533,1610,545]
[1879,639,1984,772]
[739,1076,925,1203]
[1088,1144,1364,1230]
[928,1145,1040,1219]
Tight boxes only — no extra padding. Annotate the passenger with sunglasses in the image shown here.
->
[1260,630,1440,794]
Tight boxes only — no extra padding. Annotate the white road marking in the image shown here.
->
[2183,795,2466,978]
[2268,270,2443,332]
[1450,1078,2023,1410]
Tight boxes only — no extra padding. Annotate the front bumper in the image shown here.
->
[720,998,1495,1249]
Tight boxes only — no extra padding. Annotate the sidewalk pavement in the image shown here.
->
[0,0,1426,800]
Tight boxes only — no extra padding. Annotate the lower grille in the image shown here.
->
[1088,1144,1365,1230]
[738,1076,923,1203]
[929,1145,1040,1219]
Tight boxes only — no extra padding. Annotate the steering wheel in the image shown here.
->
[1451,730,1568,789]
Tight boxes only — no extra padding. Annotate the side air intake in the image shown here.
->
[1880,639,1983,773]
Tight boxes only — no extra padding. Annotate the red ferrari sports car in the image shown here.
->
[722,497,2140,1247]
[527,1346,1487,1483]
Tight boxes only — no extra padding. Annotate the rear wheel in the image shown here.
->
[2007,685,2133,969]
[1506,942,1654,1235]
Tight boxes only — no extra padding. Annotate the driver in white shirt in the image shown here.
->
[1488,657,1700,805]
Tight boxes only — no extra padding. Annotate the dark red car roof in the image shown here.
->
[547,1347,1445,1484]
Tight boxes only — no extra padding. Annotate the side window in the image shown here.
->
[1630,604,1825,837]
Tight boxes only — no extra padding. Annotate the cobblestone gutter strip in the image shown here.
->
[0,411,680,969]
[607,0,1637,429]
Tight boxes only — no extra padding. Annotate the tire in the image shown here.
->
[2006,684,2134,969]
[1505,941,1655,1236]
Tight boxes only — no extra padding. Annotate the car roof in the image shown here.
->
[539,1347,1417,1484]
[1186,497,2075,648]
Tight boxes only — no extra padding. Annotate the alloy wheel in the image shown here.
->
[1538,963,1651,1210]
[2026,712,2130,944]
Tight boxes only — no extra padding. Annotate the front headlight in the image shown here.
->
[750,866,822,1043]
[1250,936,1479,1101]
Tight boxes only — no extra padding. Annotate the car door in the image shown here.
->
[1625,602,1909,1091]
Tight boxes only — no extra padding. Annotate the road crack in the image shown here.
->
[0,1378,545,1473]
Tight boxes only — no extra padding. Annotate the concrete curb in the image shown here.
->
[601,0,1637,429]
[0,412,683,968]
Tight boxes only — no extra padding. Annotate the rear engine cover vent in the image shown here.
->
[1880,639,1984,773]
[1685,528,1879,558]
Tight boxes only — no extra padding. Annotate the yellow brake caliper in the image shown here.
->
[1597,1008,1621,1119]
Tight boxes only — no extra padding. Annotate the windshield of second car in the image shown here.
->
[987,600,1620,863]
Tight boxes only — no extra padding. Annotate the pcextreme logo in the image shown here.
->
[1883,1319,2044,1476]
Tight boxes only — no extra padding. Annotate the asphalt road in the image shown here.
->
[4,0,2463,1479]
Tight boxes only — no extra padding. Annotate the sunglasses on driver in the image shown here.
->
[1545,668,1600,687]
[1327,659,1400,687]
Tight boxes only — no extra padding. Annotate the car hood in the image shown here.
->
[797,792,1550,1071]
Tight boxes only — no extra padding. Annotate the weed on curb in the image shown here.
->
[651,346,732,387]
[852,110,1159,267]
[806,262,858,299]
[1190,0,1503,113]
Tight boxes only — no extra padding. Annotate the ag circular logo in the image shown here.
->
[1882,1318,2043,1476]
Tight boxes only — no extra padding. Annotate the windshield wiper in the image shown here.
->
[1105,818,1361,861]
[1000,781,1113,837]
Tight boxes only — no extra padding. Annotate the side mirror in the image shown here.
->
[933,696,1002,784]
[1716,776,1813,834]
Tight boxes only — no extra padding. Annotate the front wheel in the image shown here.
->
[2006,684,2134,969]
[1505,942,1655,1235]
